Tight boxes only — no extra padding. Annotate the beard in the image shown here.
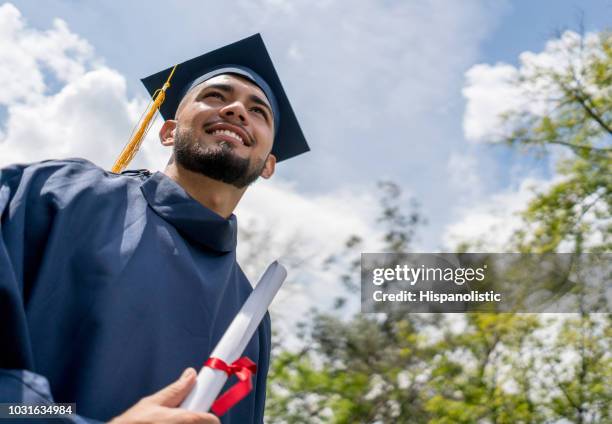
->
[173,125,265,189]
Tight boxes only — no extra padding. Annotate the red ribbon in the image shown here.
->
[204,356,257,416]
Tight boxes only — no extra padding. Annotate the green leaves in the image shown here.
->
[504,31,612,254]
[264,29,611,423]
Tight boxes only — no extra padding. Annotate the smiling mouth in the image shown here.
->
[205,127,251,147]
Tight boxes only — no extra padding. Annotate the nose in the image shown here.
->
[219,101,249,125]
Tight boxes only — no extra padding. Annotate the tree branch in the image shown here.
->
[571,90,612,135]
[561,68,612,136]
[547,139,612,153]
[549,362,582,418]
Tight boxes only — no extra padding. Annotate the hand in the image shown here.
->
[109,368,220,424]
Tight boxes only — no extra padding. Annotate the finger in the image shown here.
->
[188,412,221,424]
[148,367,197,407]
[201,412,221,424]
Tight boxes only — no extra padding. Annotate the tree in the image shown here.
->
[265,183,549,423]
[499,30,612,254]
[499,29,612,423]
[266,182,437,423]
[264,29,611,423]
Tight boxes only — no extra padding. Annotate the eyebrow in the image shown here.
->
[200,83,273,117]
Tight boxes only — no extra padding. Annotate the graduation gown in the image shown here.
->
[0,158,271,423]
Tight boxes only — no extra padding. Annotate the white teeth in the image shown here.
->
[212,129,244,144]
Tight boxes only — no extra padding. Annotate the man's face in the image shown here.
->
[165,74,276,188]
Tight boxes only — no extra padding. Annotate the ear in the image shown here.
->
[260,154,277,179]
[159,120,178,147]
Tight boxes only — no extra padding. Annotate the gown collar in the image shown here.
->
[140,172,237,252]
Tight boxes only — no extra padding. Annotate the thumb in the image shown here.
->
[148,368,197,407]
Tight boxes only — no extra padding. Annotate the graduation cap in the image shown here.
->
[112,34,309,173]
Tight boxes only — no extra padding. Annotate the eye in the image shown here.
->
[250,106,268,119]
[204,91,225,100]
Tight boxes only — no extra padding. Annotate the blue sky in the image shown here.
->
[481,0,611,64]
[4,0,612,254]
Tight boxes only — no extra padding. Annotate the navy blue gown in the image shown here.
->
[0,158,271,423]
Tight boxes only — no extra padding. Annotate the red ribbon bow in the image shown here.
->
[204,356,257,416]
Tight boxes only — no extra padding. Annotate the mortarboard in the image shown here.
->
[112,34,308,173]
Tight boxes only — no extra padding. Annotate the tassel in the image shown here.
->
[111,65,177,173]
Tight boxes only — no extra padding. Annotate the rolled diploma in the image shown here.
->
[181,260,287,412]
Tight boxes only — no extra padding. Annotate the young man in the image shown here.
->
[0,34,309,423]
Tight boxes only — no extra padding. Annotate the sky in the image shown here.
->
[1,0,611,321]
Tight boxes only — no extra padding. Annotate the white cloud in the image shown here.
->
[0,3,94,106]
[443,172,610,253]
[442,177,553,251]
[454,29,610,254]
[238,181,380,263]
[0,3,161,170]
[462,63,522,143]
[236,180,383,326]
[2,68,136,166]
[462,30,603,144]
[446,151,483,202]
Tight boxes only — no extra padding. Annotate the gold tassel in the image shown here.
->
[111,65,178,173]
